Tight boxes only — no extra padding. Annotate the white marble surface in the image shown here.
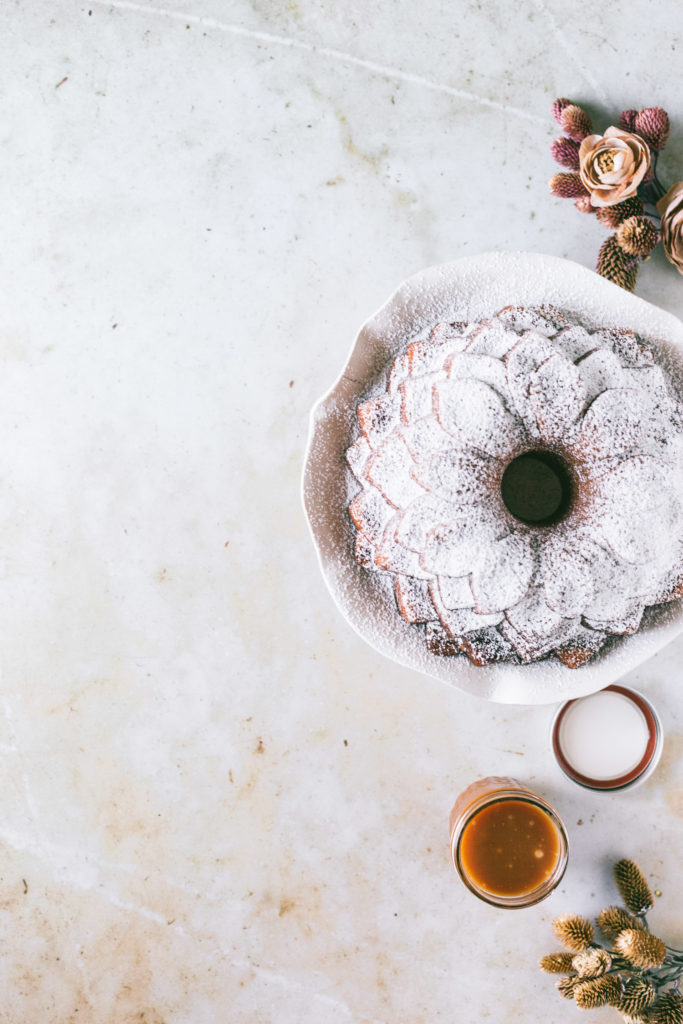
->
[0,1,681,1020]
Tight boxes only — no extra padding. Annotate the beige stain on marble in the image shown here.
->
[655,731,683,818]
[224,658,480,1019]
[335,111,389,176]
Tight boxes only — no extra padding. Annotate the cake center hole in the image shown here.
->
[501,451,573,526]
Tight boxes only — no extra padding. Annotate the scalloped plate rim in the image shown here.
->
[301,251,683,704]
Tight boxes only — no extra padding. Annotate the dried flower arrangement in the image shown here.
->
[540,858,683,1022]
[548,98,683,292]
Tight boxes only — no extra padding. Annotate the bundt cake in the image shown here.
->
[345,305,683,667]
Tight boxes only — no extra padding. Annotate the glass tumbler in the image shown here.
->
[449,776,569,908]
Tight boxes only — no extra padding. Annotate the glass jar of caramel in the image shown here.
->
[449,777,569,908]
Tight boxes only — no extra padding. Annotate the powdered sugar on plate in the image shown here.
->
[302,252,683,703]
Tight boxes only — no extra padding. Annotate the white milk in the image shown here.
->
[558,690,650,781]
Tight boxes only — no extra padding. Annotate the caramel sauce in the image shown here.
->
[459,798,560,897]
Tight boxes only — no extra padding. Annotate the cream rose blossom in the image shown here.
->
[657,182,683,274]
[579,127,650,208]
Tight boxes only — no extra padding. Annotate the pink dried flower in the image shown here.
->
[552,97,574,125]
[595,195,644,228]
[560,105,594,142]
[579,127,650,206]
[617,109,638,132]
[596,235,638,292]
[574,195,594,213]
[657,181,683,275]
[635,107,670,151]
[549,172,589,199]
[551,136,581,169]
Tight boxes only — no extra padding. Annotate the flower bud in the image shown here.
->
[574,195,594,213]
[616,216,659,257]
[551,136,581,169]
[617,109,638,132]
[549,172,588,199]
[551,97,574,125]
[595,195,644,227]
[560,104,594,142]
[596,236,638,292]
[635,107,670,151]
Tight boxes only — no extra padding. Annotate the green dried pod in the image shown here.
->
[553,914,595,952]
[614,859,655,914]
[540,952,576,974]
[597,905,646,943]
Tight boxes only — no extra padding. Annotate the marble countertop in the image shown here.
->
[1,1,681,1020]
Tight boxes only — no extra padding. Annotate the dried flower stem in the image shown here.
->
[541,858,682,1021]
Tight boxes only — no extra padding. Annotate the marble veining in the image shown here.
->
[0,0,680,1020]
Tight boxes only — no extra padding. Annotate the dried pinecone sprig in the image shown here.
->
[616,929,667,969]
[575,974,623,1009]
[616,215,659,257]
[551,136,581,169]
[635,107,671,151]
[614,858,655,915]
[618,109,638,133]
[557,975,581,1000]
[549,172,589,199]
[552,97,574,124]
[648,992,683,1024]
[595,195,645,228]
[618,978,657,1017]
[540,857,683,1022]
[560,104,594,142]
[596,235,638,292]
[597,905,646,943]
[573,948,612,978]
[540,952,576,973]
[553,914,595,952]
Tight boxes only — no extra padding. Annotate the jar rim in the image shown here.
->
[450,789,569,908]
[551,685,662,792]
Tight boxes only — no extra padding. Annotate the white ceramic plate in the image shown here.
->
[302,252,683,704]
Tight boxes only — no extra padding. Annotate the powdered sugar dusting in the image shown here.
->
[350,288,683,666]
[470,532,535,614]
[528,352,584,440]
[434,377,525,457]
[303,253,683,703]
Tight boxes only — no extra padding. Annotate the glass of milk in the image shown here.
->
[551,685,663,791]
